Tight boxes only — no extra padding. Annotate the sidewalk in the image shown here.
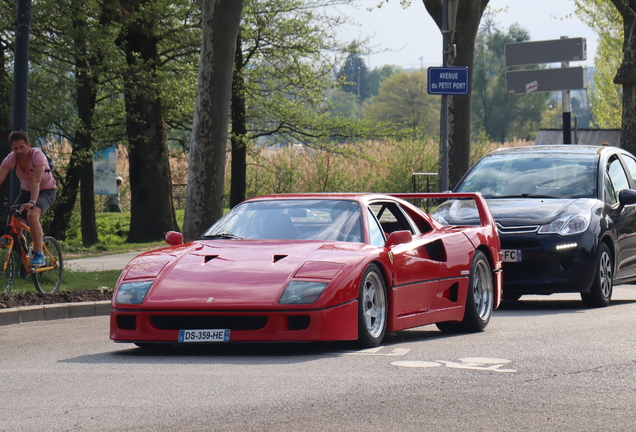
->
[1,250,145,327]
[65,251,145,272]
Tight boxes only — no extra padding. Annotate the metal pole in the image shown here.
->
[11,0,31,202]
[439,0,450,191]
[560,37,571,144]
[562,90,571,144]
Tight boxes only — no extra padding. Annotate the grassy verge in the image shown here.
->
[59,209,185,258]
[7,269,121,294]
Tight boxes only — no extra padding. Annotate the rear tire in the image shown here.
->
[437,250,494,333]
[581,242,612,308]
[357,264,387,348]
[33,236,63,294]
[0,238,16,293]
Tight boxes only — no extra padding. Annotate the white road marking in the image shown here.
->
[391,357,517,373]
[345,347,411,356]
[390,361,441,368]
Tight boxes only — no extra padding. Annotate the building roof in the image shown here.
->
[535,129,621,147]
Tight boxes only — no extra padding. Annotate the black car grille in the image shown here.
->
[499,239,544,251]
[497,223,539,235]
[150,315,268,331]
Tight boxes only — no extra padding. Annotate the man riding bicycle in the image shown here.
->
[0,131,57,266]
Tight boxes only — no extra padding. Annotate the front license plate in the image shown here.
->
[502,249,522,262]
[178,329,230,343]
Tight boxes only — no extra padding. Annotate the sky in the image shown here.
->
[333,1,598,70]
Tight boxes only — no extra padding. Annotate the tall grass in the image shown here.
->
[53,137,531,249]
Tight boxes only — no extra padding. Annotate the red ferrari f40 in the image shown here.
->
[110,193,503,348]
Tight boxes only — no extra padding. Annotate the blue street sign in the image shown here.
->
[427,66,470,95]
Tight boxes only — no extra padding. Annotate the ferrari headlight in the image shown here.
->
[538,212,591,236]
[115,281,153,304]
[279,281,328,304]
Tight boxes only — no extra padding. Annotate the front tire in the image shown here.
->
[33,236,63,294]
[0,238,16,293]
[581,242,612,308]
[437,250,494,333]
[357,264,387,348]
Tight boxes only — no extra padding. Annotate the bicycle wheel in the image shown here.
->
[33,236,63,294]
[0,237,16,293]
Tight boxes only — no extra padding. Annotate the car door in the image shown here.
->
[369,201,440,317]
[605,154,636,279]
[614,154,636,280]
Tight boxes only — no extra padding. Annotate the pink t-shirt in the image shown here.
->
[1,148,57,191]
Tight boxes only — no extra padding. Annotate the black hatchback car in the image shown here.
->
[432,145,636,307]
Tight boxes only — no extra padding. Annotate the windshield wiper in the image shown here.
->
[201,233,243,240]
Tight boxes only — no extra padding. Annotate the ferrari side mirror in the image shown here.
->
[385,230,413,248]
[165,231,184,246]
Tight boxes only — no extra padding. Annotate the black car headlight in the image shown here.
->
[115,281,153,304]
[279,281,328,304]
[538,212,591,236]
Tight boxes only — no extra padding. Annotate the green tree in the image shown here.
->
[117,0,200,242]
[608,0,636,152]
[27,0,125,245]
[576,0,636,150]
[228,0,362,207]
[364,70,439,137]
[339,51,370,101]
[472,17,548,142]
[365,65,400,99]
[574,0,623,128]
[422,0,490,188]
[327,88,360,119]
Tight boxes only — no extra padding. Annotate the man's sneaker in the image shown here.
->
[31,252,45,267]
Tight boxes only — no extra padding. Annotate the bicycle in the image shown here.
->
[0,203,63,294]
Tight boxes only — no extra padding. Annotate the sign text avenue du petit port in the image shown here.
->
[427,66,470,96]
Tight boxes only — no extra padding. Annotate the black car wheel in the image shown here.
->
[437,250,494,333]
[581,242,613,308]
[357,264,387,348]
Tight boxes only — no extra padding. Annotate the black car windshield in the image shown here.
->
[457,152,598,199]
[202,199,363,242]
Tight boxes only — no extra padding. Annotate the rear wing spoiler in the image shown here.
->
[388,192,495,228]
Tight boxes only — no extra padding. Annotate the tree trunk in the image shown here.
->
[120,0,179,243]
[230,29,248,209]
[423,0,489,188]
[183,0,245,241]
[611,0,636,153]
[74,9,98,246]
[47,150,81,241]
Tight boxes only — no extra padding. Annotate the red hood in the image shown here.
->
[123,240,368,309]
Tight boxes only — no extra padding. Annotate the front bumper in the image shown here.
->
[500,230,598,294]
[110,300,358,344]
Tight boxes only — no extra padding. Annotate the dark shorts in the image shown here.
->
[15,189,57,214]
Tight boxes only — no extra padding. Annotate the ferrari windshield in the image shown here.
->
[457,152,598,199]
[202,199,363,242]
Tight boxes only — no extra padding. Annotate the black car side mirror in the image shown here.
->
[619,189,636,206]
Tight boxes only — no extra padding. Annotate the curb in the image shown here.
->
[0,300,111,326]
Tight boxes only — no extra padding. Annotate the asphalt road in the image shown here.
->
[1,287,636,432]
